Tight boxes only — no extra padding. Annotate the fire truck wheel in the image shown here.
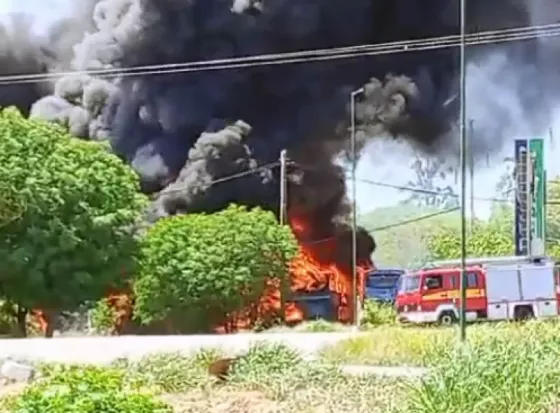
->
[437,311,457,326]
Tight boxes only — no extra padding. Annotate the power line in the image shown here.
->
[354,177,560,205]
[1,23,560,85]
[299,207,461,246]
[142,157,560,244]
[185,160,560,211]
[371,207,461,232]
[354,178,510,203]
[156,161,280,197]
[294,161,473,201]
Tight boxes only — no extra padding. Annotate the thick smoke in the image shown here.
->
[0,15,50,114]
[454,0,560,156]
[0,1,97,113]
[3,0,560,264]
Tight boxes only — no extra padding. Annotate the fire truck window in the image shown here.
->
[450,274,458,289]
[425,275,443,290]
[467,272,478,288]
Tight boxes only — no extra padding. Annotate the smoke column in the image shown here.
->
[2,0,560,261]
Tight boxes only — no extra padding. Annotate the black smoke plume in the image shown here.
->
[2,0,560,266]
[0,15,50,115]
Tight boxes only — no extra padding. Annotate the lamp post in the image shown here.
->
[459,0,468,341]
[350,87,364,328]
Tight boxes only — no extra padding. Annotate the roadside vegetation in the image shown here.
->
[0,343,405,413]
[3,321,560,412]
[322,319,560,413]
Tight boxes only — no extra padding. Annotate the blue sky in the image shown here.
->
[3,0,560,219]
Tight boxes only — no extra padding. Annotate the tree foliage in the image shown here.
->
[546,179,560,251]
[426,221,515,261]
[0,107,147,333]
[426,177,560,262]
[134,204,298,333]
[360,205,460,267]
[404,156,458,208]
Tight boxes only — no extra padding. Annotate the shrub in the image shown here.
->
[360,299,397,328]
[231,343,302,379]
[134,205,298,333]
[90,298,119,335]
[294,319,348,332]
[1,364,171,413]
[0,302,43,337]
[0,305,16,336]
[114,349,223,393]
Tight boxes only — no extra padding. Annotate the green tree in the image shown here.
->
[404,156,458,208]
[426,222,514,261]
[360,204,460,267]
[0,107,147,337]
[495,156,516,201]
[134,204,298,333]
[426,176,560,262]
[546,179,560,253]
[426,203,515,261]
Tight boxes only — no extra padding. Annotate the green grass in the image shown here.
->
[321,324,455,366]
[0,344,407,413]
[322,320,560,413]
[6,321,560,412]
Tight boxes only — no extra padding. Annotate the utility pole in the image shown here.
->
[458,0,468,342]
[350,87,364,329]
[279,149,287,226]
[469,120,475,234]
[279,149,288,319]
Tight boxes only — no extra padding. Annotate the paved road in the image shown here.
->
[0,333,429,378]
[0,332,369,364]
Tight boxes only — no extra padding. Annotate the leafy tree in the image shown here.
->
[426,221,514,261]
[134,204,298,333]
[404,155,459,208]
[0,181,26,229]
[546,179,560,248]
[495,156,516,201]
[0,107,147,337]
[426,202,516,261]
[426,176,560,262]
[360,204,460,268]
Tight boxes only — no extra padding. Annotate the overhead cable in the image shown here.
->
[1,23,560,85]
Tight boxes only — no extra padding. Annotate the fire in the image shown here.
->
[217,215,373,331]
[101,215,373,334]
[288,246,365,323]
[32,310,47,333]
[106,292,133,334]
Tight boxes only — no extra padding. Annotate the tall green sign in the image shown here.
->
[529,138,545,255]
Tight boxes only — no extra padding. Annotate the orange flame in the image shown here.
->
[32,310,47,332]
[106,292,133,334]
[217,215,373,331]
[102,216,374,334]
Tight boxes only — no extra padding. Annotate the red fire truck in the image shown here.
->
[396,255,559,325]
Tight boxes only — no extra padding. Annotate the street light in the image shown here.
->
[350,87,364,329]
[459,0,468,341]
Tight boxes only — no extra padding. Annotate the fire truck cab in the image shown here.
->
[396,255,558,325]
